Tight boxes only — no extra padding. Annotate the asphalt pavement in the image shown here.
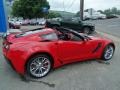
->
[86,18,120,38]
[0,19,120,90]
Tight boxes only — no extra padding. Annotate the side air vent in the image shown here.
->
[92,42,102,53]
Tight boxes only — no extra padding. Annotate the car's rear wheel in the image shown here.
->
[26,54,52,78]
[102,44,115,61]
[83,27,91,34]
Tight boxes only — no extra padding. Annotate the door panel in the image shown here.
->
[70,21,81,30]
[61,21,82,30]
[57,40,98,63]
[58,40,86,63]
[61,21,70,28]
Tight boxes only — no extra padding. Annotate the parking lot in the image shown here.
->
[0,18,120,90]
[86,18,120,38]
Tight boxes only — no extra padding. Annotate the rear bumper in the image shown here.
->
[3,55,16,72]
[2,48,25,75]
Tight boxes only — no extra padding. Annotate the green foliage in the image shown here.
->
[47,11,61,18]
[75,11,80,17]
[75,7,120,17]
[103,7,120,16]
[12,0,50,19]
[97,10,104,14]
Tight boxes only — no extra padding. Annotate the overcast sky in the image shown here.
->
[48,0,120,13]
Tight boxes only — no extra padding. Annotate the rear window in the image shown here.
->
[41,33,58,40]
[15,29,46,38]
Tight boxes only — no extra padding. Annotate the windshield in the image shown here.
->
[41,33,58,40]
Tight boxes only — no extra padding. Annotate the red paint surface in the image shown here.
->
[2,28,114,75]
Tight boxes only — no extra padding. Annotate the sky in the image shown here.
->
[48,0,120,13]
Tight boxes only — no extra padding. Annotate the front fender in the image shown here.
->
[97,39,115,59]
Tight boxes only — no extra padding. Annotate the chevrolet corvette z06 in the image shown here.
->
[2,27,115,78]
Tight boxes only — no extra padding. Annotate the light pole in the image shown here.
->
[80,0,84,21]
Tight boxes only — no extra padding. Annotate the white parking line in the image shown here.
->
[107,25,120,27]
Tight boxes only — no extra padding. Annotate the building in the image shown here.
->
[84,8,106,20]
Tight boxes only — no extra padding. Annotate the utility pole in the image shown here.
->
[0,0,8,34]
[80,0,84,21]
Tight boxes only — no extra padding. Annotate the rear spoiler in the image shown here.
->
[1,32,10,40]
[25,27,44,32]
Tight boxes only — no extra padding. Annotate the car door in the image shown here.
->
[73,20,84,30]
[57,33,98,63]
[61,21,72,28]
[61,20,76,29]
[70,21,81,30]
[57,40,86,63]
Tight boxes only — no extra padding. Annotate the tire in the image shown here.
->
[83,27,91,34]
[102,44,115,61]
[26,54,52,78]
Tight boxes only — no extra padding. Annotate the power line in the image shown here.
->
[67,0,76,9]
[62,0,77,12]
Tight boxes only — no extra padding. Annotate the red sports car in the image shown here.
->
[2,27,115,78]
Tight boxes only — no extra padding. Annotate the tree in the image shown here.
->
[75,11,80,17]
[12,0,50,19]
[103,9,111,16]
[97,10,104,14]
[47,11,61,18]
[103,7,120,16]
[111,7,117,14]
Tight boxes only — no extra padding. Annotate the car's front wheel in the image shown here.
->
[102,44,115,61]
[26,54,52,78]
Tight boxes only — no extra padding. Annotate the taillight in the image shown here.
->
[3,41,12,50]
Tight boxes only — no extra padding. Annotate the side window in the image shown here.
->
[70,33,83,41]
[41,33,58,40]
